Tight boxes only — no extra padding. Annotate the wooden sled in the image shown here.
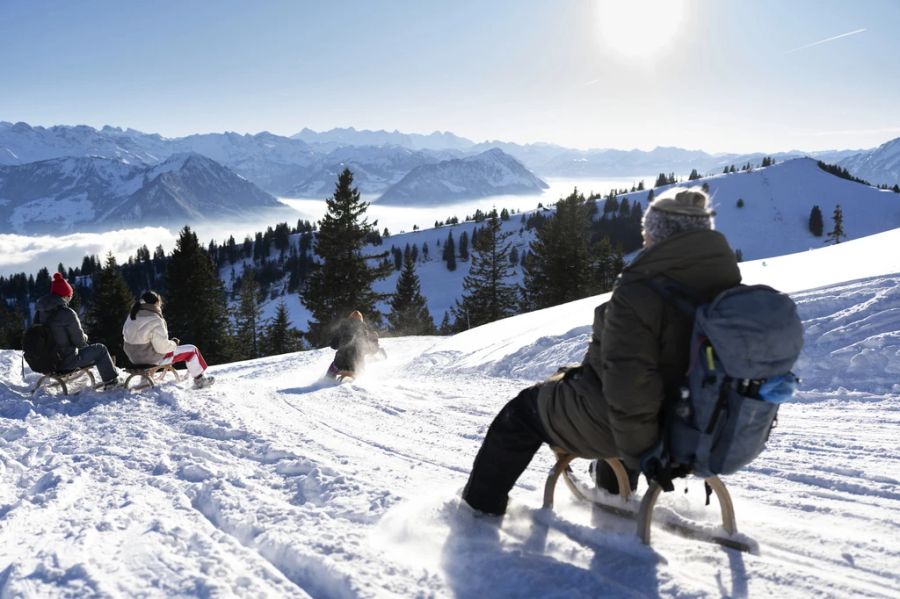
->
[544,448,753,553]
[31,366,96,396]
[124,364,187,391]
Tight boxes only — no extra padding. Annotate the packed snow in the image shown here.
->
[1,229,899,597]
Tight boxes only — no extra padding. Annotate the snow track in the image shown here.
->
[2,265,900,596]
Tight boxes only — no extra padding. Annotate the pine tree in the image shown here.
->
[443,231,457,271]
[808,205,824,236]
[439,312,453,335]
[523,190,593,310]
[825,204,846,244]
[453,211,518,328]
[301,169,390,346]
[387,253,436,335]
[86,253,134,365]
[459,231,469,261]
[261,301,303,356]
[0,303,25,350]
[688,168,701,181]
[592,237,623,294]
[234,269,262,360]
[165,226,233,363]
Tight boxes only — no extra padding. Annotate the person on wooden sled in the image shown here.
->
[122,291,215,389]
[33,273,122,389]
[324,310,385,380]
[462,188,741,516]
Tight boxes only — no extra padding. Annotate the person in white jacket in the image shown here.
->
[122,291,215,389]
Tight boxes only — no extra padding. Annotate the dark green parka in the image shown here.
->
[35,293,89,364]
[536,229,741,469]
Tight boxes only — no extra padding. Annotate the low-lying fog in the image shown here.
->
[0,176,652,277]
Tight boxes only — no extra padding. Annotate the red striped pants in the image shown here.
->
[160,344,208,378]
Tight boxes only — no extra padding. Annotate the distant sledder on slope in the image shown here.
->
[122,291,215,390]
[24,273,124,393]
[462,187,803,550]
[324,310,386,381]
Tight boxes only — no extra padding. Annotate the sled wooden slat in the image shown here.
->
[545,449,748,552]
[124,364,186,391]
[31,366,96,396]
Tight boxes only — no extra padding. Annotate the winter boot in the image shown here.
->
[97,377,122,391]
[589,459,640,495]
[193,375,215,389]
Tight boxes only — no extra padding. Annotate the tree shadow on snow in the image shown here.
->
[0,383,140,421]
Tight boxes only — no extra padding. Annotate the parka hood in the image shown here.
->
[621,229,742,293]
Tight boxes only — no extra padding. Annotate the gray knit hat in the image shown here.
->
[642,187,715,245]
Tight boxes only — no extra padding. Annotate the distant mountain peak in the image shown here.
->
[377,148,547,205]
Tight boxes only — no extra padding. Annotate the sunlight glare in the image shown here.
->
[596,0,688,62]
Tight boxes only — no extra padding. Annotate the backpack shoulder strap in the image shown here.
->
[643,275,704,317]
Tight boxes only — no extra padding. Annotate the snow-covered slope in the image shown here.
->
[1,229,899,597]
[0,153,285,233]
[839,137,900,186]
[377,148,548,204]
[616,157,900,260]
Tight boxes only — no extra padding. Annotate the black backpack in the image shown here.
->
[22,309,63,374]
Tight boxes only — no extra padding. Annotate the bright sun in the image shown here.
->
[596,0,688,62]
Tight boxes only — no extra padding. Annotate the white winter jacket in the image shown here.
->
[122,306,177,365]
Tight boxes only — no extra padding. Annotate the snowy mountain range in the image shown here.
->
[0,153,284,233]
[1,228,898,596]
[3,121,899,204]
[376,148,548,204]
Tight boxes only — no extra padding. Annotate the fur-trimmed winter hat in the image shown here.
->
[642,187,715,245]
[50,272,73,298]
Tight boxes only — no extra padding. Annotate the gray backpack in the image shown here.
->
[648,279,804,479]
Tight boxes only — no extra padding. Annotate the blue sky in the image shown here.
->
[1,0,898,152]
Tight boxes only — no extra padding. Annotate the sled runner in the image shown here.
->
[31,366,96,396]
[543,449,754,553]
[124,364,187,391]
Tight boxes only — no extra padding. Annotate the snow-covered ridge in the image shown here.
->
[0,153,284,234]
[838,137,900,186]
[0,228,898,596]
[376,148,548,204]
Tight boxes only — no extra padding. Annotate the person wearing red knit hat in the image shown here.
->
[34,273,121,389]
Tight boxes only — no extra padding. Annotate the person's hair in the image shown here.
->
[130,290,162,320]
[348,310,364,322]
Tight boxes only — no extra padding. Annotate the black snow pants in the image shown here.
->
[462,385,553,516]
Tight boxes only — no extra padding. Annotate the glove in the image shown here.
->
[638,443,690,493]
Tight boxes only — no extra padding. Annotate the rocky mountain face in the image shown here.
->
[838,137,900,185]
[376,148,548,204]
[0,153,284,233]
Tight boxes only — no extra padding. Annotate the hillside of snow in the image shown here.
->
[252,159,900,332]
[612,158,900,261]
[1,228,899,597]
